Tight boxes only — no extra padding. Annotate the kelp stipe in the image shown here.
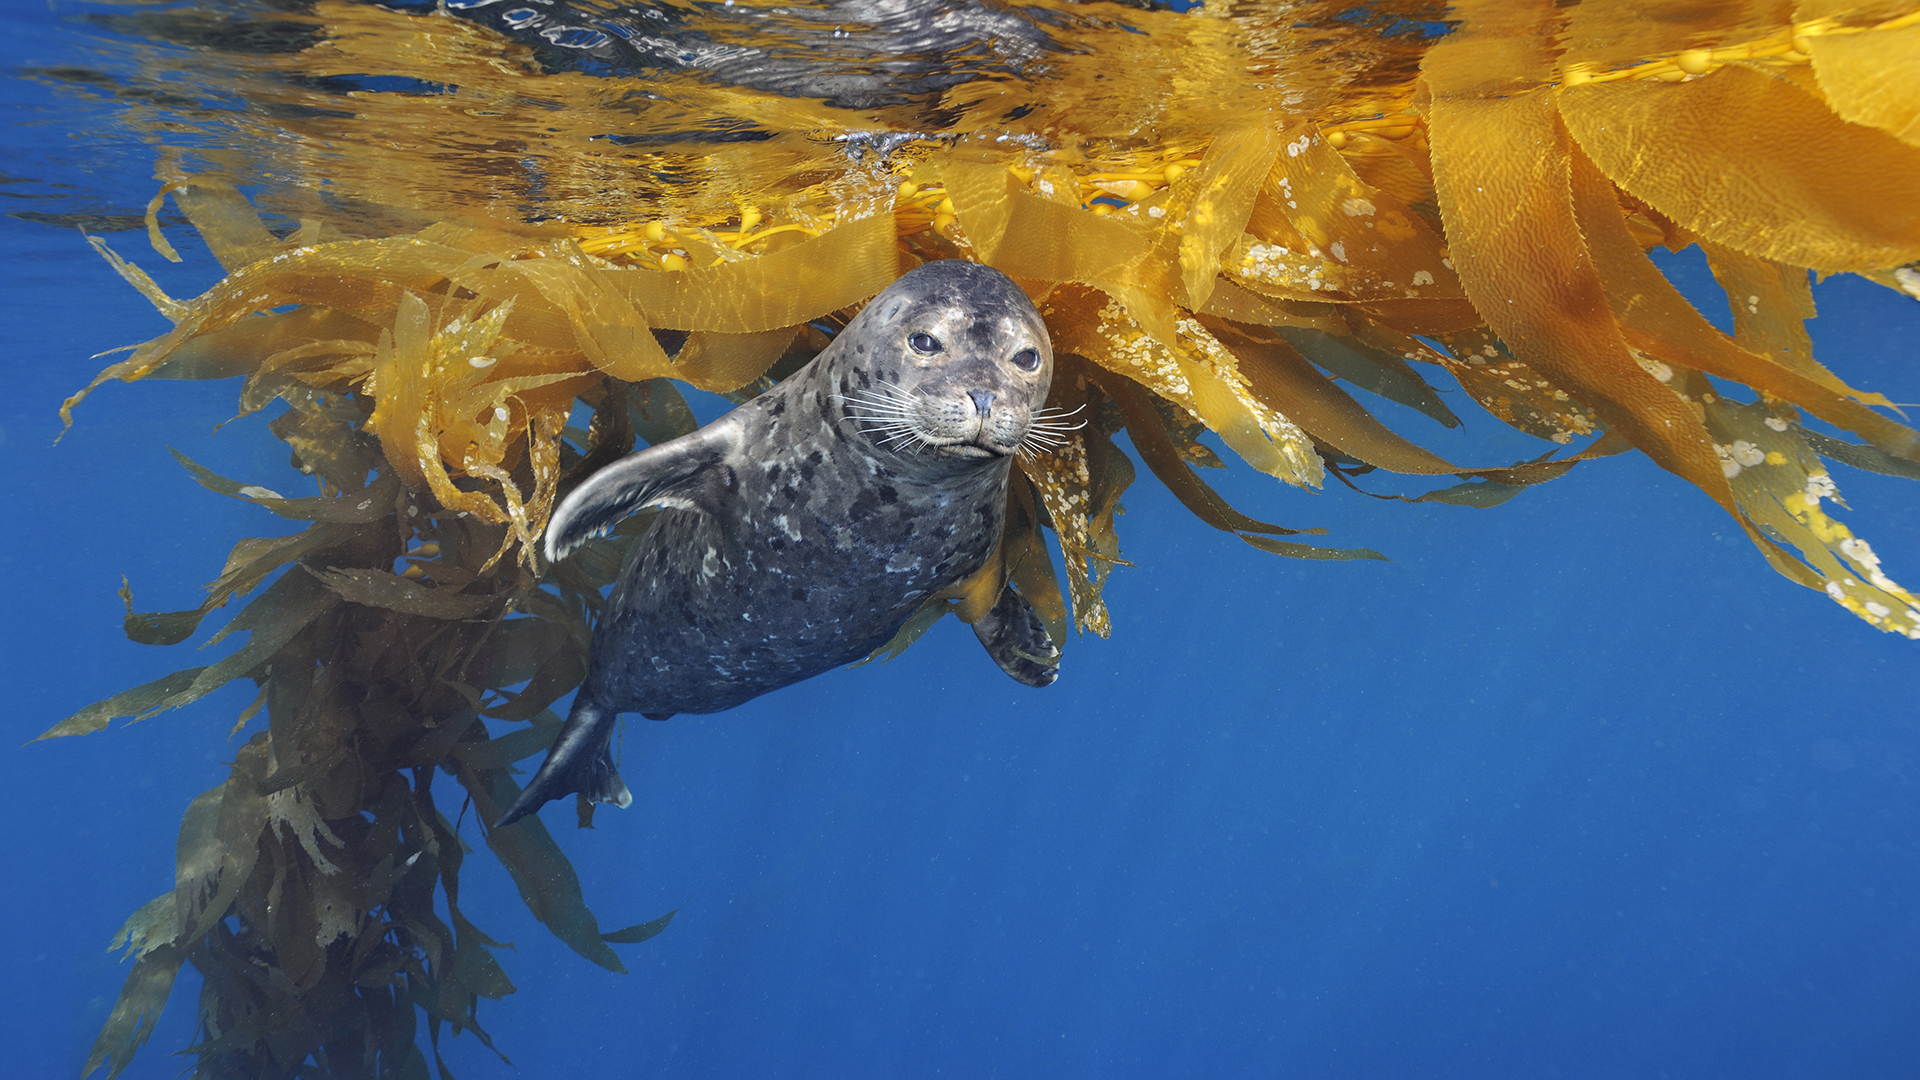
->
[42,0,1920,1075]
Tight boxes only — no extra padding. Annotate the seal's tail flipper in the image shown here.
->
[972,584,1060,688]
[495,699,632,827]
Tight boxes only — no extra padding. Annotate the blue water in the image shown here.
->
[6,6,1919,1078]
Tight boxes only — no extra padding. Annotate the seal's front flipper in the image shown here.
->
[972,584,1060,688]
[495,699,631,827]
[544,413,745,563]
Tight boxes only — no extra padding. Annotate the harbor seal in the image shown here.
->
[497,260,1067,827]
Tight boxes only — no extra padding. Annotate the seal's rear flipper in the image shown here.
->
[973,584,1060,688]
[495,699,631,827]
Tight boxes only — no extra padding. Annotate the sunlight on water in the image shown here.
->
[20,0,1452,226]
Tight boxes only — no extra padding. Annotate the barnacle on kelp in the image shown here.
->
[42,0,1920,1076]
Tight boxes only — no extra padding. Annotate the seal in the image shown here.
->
[496,260,1070,827]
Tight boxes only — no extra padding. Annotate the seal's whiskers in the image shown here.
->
[845,382,921,406]
[1028,404,1087,432]
[840,383,936,453]
[877,427,930,451]
[842,385,921,418]
[1016,404,1086,459]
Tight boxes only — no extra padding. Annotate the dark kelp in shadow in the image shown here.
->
[35,0,1920,1076]
[47,360,687,1078]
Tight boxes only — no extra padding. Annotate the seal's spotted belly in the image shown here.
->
[588,492,1003,714]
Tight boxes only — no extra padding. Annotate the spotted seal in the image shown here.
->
[497,261,1070,827]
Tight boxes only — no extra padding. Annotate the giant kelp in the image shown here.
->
[38,0,1920,1076]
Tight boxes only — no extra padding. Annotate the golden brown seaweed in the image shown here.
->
[46,1,1920,1076]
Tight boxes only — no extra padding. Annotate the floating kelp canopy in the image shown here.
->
[40,0,1920,1076]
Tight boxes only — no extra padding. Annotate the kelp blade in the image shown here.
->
[54,1,1920,1078]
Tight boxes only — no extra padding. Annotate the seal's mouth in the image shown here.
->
[840,384,1036,460]
[934,439,1008,459]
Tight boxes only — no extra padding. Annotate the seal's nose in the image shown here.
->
[967,389,995,417]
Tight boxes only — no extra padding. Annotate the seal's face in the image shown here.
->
[834,262,1060,462]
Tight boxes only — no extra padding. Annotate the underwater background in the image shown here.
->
[5,1,1920,1077]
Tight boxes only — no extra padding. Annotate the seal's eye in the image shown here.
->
[908,332,942,355]
[1011,347,1041,372]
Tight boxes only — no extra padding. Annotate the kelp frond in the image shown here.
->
[47,0,1920,1076]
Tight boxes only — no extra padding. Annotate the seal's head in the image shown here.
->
[832,261,1064,463]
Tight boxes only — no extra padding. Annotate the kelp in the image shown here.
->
[40,0,1920,1076]
[54,369,679,1080]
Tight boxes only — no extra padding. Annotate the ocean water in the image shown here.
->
[5,4,1919,1079]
